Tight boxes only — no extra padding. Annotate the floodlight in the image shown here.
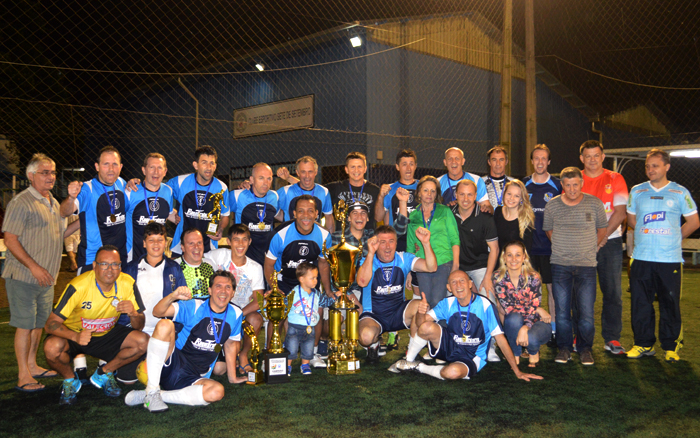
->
[255,63,264,71]
[350,36,362,47]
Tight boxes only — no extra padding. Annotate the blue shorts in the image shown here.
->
[359,300,410,334]
[428,326,477,379]
[160,348,208,391]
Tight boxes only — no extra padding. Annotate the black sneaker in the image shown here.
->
[546,333,556,349]
[366,345,379,364]
[378,344,387,357]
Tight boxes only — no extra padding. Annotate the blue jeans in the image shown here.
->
[552,264,597,352]
[284,323,315,360]
[503,313,552,356]
[416,262,453,309]
[596,237,623,343]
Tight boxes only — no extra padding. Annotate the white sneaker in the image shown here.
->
[125,389,146,406]
[487,344,501,362]
[309,354,326,368]
[144,389,168,413]
[422,352,431,360]
[435,358,446,364]
[389,359,419,373]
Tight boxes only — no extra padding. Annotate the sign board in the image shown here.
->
[233,95,314,138]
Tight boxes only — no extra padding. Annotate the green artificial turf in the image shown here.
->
[2,271,700,437]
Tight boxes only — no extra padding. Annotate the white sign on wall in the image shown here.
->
[233,95,314,138]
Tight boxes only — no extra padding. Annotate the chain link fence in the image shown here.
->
[2,1,700,209]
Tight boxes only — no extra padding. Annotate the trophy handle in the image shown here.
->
[284,290,295,319]
[256,290,266,317]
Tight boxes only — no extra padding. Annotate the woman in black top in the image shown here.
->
[494,180,535,267]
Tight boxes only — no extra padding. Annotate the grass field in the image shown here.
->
[2,268,700,437]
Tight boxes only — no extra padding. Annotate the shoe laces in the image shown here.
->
[104,373,119,391]
[62,379,77,396]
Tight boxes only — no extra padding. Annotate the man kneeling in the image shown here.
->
[125,270,245,412]
[392,270,542,381]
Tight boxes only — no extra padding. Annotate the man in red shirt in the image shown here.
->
[580,140,628,355]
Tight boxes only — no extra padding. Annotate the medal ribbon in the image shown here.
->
[95,280,118,303]
[421,203,435,230]
[348,180,365,204]
[207,300,229,348]
[296,286,316,327]
[196,180,213,208]
[457,294,475,338]
[143,185,160,221]
[489,176,505,206]
[99,180,117,218]
[251,189,267,224]
[446,172,464,203]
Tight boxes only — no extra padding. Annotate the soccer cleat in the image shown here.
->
[309,354,326,368]
[300,364,312,375]
[90,369,122,397]
[124,390,146,406]
[627,345,656,359]
[604,340,627,355]
[144,390,168,413]
[366,345,379,364]
[59,376,82,406]
[555,349,572,364]
[388,359,419,373]
[387,333,400,351]
[378,344,387,357]
[665,350,680,363]
[75,367,89,384]
[579,350,595,366]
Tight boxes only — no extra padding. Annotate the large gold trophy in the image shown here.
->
[257,270,295,383]
[243,323,263,385]
[206,189,227,236]
[322,200,363,374]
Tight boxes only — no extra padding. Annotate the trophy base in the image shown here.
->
[246,369,265,386]
[327,358,361,375]
[206,221,219,236]
[263,350,290,384]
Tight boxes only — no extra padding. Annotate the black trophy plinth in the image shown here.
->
[263,349,290,384]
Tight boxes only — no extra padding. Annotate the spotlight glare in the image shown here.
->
[255,63,264,71]
[350,36,362,47]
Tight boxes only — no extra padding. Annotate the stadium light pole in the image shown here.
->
[178,77,199,150]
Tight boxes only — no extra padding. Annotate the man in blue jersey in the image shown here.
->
[127,146,229,256]
[355,224,437,364]
[124,270,245,412]
[626,149,699,362]
[276,156,334,232]
[481,146,514,212]
[375,149,420,253]
[522,144,561,345]
[124,153,178,262]
[61,146,129,274]
[438,147,489,210]
[230,163,280,266]
[392,270,542,381]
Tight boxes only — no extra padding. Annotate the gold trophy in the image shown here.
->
[256,270,295,383]
[206,189,227,236]
[321,200,363,374]
[243,323,263,385]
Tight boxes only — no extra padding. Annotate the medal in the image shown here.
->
[421,204,435,230]
[489,176,506,206]
[214,344,222,353]
[112,298,120,308]
[306,326,312,334]
[458,294,475,342]
[96,280,119,310]
[253,193,268,229]
[148,220,155,224]
[208,300,229,356]
[110,214,116,223]
[257,222,266,230]
[348,180,365,204]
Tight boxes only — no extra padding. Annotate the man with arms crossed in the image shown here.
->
[626,149,699,362]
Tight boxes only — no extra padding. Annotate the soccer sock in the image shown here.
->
[406,335,428,362]
[146,338,170,393]
[417,363,445,380]
[73,355,87,371]
[160,385,208,406]
[314,345,318,355]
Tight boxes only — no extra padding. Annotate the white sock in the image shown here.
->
[73,356,87,370]
[161,385,208,406]
[314,345,318,354]
[98,359,107,366]
[146,338,170,393]
[406,335,428,362]
[417,363,445,380]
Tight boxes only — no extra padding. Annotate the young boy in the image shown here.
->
[285,262,322,375]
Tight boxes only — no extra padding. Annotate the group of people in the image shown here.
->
[2,140,696,412]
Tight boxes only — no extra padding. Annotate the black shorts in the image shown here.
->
[359,300,410,334]
[161,348,208,391]
[428,326,477,379]
[60,324,135,362]
[530,255,552,284]
[410,271,419,288]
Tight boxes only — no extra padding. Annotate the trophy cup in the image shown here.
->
[206,189,227,236]
[257,271,295,384]
[321,200,363,374]
[243,323,263,385]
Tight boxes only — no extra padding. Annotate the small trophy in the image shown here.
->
[257,270,295,384]
[322,200,363,375]
[243,323,263,386]
[206,189,227,236]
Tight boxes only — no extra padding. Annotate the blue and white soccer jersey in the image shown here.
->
[266,223,332,295]
[629,181,698,263]
[523,175,562,256]
[230,188,280,266]
[167,174,230,255]
[427,295,503,375]
[75,177,129,267]
[437,172,489,206]
[160,299,243,390]
[277,183,332,223]
[125,184,175,262]
[382,181,419,252]
[359,252,417,333]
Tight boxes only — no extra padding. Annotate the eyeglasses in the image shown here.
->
[36,171,58,176]
[96,262,122,270]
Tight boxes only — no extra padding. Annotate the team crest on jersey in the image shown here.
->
[667,200,675,207]
[604,184,612,194]
[196,192,207,206]
[544,192,553,202]
[299,245,310,256]
[643,211,665,224]
[382,267,393,282]
[148,199,160,211]
[207,320,222,336]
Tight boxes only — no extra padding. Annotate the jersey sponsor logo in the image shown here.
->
[452,334,482,346]
[650,196,663,200]
[394,205,416,217]
[686,195,694,210]
[603,201,611,212]
[338,191,373,204]
[103,213,126,226]
[532,207,545,213]
[136,216,166,226]
[634,189,649,194]
[642,228,671,235]
[247,222,271,232]
[643,211,665,224]
[191,338,217,351]
[81,317,117,333]
[184,208,210,220]
[544,192,553,202]
[286,259,307,269]
[374,284,403,295]
[604,184,612,194]
[669,189,682,194]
